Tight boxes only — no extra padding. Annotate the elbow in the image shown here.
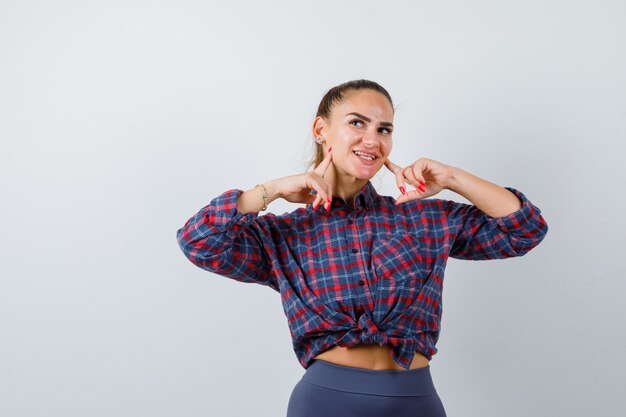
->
[531,213,549,247]
[176,226,198,264]
[510,216,549,256]
[176,226,207,266]
[175,226,228,271]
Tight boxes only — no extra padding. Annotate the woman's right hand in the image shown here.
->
[270,148,334,210]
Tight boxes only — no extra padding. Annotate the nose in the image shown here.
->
[362,129,379,148]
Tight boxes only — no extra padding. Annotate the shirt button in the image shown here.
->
[358,280,365,286]
[351,248,359,253]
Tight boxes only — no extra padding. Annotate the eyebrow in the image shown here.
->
[345,112,394,128]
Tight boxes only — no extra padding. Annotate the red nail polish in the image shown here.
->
[399,186,406,195]
[419,180,426,186]
[327,197,331,204]
[328,147,332,153]
[418,185,425,192]
[313,202,319,210]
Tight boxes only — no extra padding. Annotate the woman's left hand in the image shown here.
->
[384,157,455,204]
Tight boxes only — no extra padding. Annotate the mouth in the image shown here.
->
[352,150,379,163]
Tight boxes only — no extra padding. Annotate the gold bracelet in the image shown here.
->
[256,184,268,211]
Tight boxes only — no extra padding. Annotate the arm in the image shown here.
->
[384,157,548,260]
[444,173,548,260]
[176,149,335,289]
[236,179,283,214]
[446,167,523,218]
[176,189,279,290]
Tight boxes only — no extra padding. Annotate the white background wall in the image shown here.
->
[1,1,625,416]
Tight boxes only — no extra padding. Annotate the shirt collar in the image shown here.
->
[333,181,380,210]
[307,181,380,212]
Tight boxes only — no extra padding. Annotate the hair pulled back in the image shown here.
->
[308,79,394,170]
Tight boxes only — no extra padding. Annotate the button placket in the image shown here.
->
[347,213,360,258]
[347,211,370,300]
[358,209,378,312]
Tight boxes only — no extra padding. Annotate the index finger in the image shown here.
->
[313,148,333,177]
[383,158,402,174]
[384,158,407,194]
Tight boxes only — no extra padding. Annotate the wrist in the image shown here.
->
[262,179,282,203]
[445,166,464,192]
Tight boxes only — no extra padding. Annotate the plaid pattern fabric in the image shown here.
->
[176,182,548,369]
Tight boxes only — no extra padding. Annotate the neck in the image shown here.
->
[325,165,368,207]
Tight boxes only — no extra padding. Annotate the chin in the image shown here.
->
[352,167,382,180]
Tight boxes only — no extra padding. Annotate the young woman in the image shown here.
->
[176,79,549,416]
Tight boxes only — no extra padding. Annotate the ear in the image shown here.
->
[312,116,329,140]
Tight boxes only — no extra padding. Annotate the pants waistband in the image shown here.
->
[301,359,438,396]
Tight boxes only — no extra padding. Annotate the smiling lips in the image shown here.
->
[353,150,379,164]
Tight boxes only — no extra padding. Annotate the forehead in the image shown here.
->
[333,90,394,121]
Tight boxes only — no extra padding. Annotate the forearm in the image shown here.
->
[236,179,282,214]
[446,167,522,218]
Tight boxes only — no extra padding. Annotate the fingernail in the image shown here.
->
[418,185,425,192]
[328,147,332,153]
[313,202,319,210]
[327,197,331,204]
[399,186,406,195]
[419,180,426,186]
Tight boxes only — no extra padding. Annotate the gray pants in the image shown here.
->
[286,359,447,417]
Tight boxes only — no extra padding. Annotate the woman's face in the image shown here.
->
[318,89,394,181]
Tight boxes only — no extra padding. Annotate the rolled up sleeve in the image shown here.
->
[176,189,278,290]
[446,187,549,260]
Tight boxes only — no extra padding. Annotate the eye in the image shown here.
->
[379,127,392,135]
[350,119,364,127]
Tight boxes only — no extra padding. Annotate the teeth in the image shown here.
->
[353,151,376,160]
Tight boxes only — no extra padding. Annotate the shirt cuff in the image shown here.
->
[207,189,260,238]
[493,187,543,234]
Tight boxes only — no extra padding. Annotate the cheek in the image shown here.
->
[382,139,393,155]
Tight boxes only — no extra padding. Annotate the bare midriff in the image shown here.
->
[312,343,429,370]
